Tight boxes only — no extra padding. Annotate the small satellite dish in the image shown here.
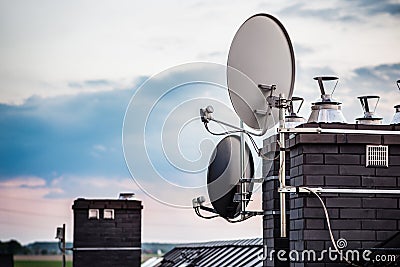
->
[227,13,295,131]
[207,135,254,219]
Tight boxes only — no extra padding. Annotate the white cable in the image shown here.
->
[301,187,360,267]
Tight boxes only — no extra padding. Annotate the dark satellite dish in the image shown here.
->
[207,135,254,219]
[227,13,295,131]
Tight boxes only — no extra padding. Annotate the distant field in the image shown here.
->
[14,254,152,265]
[15,261,72,267]
[14,255,72,267]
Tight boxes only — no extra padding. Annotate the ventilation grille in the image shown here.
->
[366,145,388,167]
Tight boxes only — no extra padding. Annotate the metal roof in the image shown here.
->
[144,238,263,267]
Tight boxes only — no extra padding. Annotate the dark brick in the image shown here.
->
[389,146,400,156]
[362,220,397,230]
[294,219,305,230]
[376,166,400,177]
[339,165,375,176]
[330,219,361,230]
[390,156,400,166]
[292,198,305,209]
[377,209,400,219]
[340,209,375,219]
[290,208,303,220]
[298,134,336,144]
[296,155,304,166]
[303,230,339,241]
[326,198,361,208]
[304,175,324,186]
[303,144,338,154]
[339,230,375,241]
[290,146,302,157]
[292,176,304,186]
[346,134,382,144]
[325,154,360,165]
[303,208,339,218]
[290,166,300,177]
[294,242,304,251]
[304,165,338,175]
[377,231,398,241]
[325,176,361,186]
[355,124,393,131]
[362,198,397,209]
[306,219,325,229]
[340,145,365,154]
[362,176,396,187]
[304,240,325,250]
[361,241,379,248]
[336,133,347,143]
[304,154,324,164]
[306,197,323,207]
[384,135,400,145]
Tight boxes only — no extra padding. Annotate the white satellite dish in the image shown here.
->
[227,13,295,131]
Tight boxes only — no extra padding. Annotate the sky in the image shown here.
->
[0,0,400,244]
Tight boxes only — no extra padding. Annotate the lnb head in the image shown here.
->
[197,196,206,204]
[192,195,206,208]
[200,105,214,123]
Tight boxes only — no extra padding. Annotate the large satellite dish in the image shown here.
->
[207,135,254,219]
[227,13,295,131]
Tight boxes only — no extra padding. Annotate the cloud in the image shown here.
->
[0,176,46,188]
[278,1,400,22]
[0,176,70,243]
[278,2,359,22]
[0,88,135,179]
[356,0,400,15]
[351,63,400,87]
[68,79,113,89]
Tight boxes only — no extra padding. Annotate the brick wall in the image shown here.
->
[263,123,400,266]
[0,254,13,267]
[72,198,142,267]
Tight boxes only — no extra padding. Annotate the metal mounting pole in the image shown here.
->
[240,120,246,219]
[62,223,66,267]
[278,94,286,237]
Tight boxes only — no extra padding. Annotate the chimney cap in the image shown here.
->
[119,193,135,200]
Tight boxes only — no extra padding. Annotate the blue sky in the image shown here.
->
[0,0,399,244]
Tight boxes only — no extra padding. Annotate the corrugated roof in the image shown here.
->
[145,238,263,267]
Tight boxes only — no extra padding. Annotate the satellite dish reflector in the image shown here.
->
[227,13,295,131]
[207,135,254,219]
